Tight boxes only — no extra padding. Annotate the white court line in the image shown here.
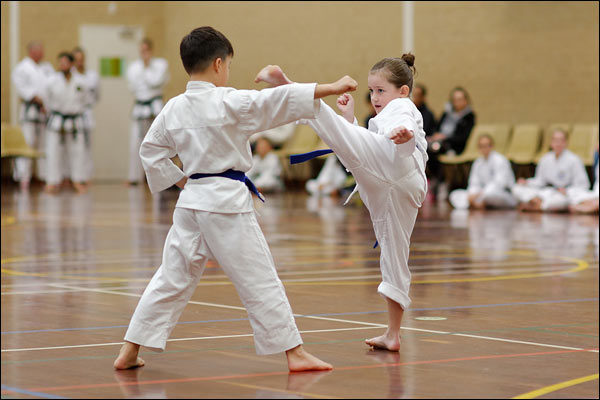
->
[0,326,381,353]
[0,283,587,355]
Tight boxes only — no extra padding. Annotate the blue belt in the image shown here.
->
[189,169,265,202]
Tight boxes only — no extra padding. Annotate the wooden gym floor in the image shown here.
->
[1,183,598,399]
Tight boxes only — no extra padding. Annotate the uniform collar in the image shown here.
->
[186,81,216,91]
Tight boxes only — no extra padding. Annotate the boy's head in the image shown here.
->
[550,129,568,155]
[368,54,415,114]
[180,26,234,84]
[255,137,273,158]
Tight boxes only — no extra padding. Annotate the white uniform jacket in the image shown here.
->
[45,72,88,134]
[139,81,319,213]
[12,57,54,122]
[527,150,589,190]
[467,150,515,195]
[126,58,169,119]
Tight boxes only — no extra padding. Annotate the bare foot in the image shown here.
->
[286,345,333,372]
[19,180,30,191]
[44,184,59,194]
[113,342,145,370]
[254,65,293,87]
[365,334,400,352]
[73,182,88,194]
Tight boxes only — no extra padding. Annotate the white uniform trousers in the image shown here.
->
[512,185,569,211]
[124,207,302,355]
[306,114,426,310]
[450,184,517,209]
[45,129,89,185]
[129,118,153,183]
[14,120,47,183]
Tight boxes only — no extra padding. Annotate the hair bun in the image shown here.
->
[401,53,415,67]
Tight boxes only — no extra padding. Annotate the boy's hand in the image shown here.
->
[330,75,358,95]
[336,93,355,123]
[387,126,414,144]
[254,65,293,87]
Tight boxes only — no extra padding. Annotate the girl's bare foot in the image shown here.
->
[365,334,400,352]
[286,345,333,372]
[254,65,293,87]
[73,182,88,194]
[44,184,59,194]
[113,342,145,370]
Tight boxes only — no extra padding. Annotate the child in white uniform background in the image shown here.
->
[568,145,599,214]
[449,134,517,209]
[257,54,428,352]
[114,26,358,372]
[512,129,589,212]
[126,38,169,185]
[306,154,348,197]
[44,52,89,194]
[11,41,55,190]
[247,137,284,192]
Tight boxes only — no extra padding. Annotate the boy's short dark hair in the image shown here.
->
[180,26,234,75]
[58,51,74,62]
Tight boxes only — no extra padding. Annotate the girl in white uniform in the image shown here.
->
[513,129,589,212]
[568,148,599,214]
[126,38,170,185]
[449,134,517,209]
[114,26,357,372]
[259,55,428,352]
[44,52,89,194]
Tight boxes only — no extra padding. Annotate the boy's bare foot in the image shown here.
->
[285,345,333,372]
[73,182,88,194]
[114,342,145,370]
[254,65,293,87]
[365,334,400,352]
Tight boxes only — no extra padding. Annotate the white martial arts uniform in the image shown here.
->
[11,57,54,182]
[247,152,284,192]
[302,97,428,310]
[512,150,590,211]
[125,80,320,355]
[44,72,89,185]
[567,162,599,205]
[449,150,517,209]
[306,154,348,196]
[72,67,100,179]
[126,57,169,183]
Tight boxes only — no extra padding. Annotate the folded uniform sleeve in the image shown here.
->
[139,114,186,193]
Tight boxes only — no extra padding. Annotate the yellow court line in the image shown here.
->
[512,373,599,399]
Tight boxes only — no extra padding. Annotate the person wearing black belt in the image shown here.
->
[125,38,169,185]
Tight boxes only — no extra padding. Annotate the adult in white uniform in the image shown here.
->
[306,154,348,197]
[44,52,89,194]
[126,38,169,185]
[568,147,599,214]
[263,56,427,352]
[513,129,589,212]
[449,134,517,209]
[11,41,54,190]
[72,47,100,182]
[247,137,283,192]
[113,26,356,372]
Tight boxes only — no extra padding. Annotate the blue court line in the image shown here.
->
[1,384,67,399]
[2,298,597,335]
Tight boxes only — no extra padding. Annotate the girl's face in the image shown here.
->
[367,70,406,114]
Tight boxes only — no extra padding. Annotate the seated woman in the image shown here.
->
[449,134,516,209]
[427,86,476,200]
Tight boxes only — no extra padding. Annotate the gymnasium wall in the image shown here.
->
[1,1,598,127]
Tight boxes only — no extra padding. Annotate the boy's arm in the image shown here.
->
[139,114,186,193]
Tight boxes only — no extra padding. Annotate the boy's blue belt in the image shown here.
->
[189,169,265,202]
[289,149,380,248]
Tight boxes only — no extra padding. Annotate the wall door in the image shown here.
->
[79,24,144,181]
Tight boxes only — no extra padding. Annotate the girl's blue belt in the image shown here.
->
[189,169,265,202]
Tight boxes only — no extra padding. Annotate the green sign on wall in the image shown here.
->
[100,57,125,77]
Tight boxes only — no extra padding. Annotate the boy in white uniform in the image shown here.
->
[44,52,89,194]
[258,55,428,352]
[513,129,589,212]
[114,26,357,372]
[72,47,100,182]
[126,38,169,185]
[247,137,284,192]
[11,41,55,190]
[449,134,517,209]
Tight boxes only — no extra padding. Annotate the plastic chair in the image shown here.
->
[568,124,599,166]
[506,124,542,164]
[488,124,512,155]
[0,123,41,158]
[439,124,498,164]
[275,124,321,181]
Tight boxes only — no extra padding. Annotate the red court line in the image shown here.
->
[21,348,598,393]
